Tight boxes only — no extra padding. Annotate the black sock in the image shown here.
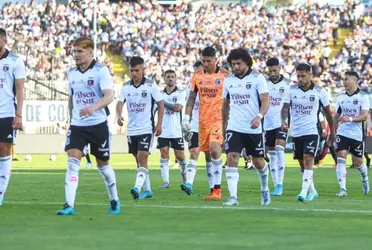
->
[86,154,91,163]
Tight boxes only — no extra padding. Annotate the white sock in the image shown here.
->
[301,169,313,197]
[268,150,278,186]
[336,157,347,190]
[134,167,148,192]
[160,158,170,183]
[143,174,152,192]
[65,157,80,208]
[212,158,223,187]
[98,165,119,201]
[185,159,197,185]
[226,167,239,199]
[178,159,187,174]
[356,163,369,181]
[309,179,317,194]
[206,161,214,190]
[0,156,12,200]
[256,164,269,192]
[275,145,286,185]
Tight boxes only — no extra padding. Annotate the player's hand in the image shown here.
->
[250,116,262,129]
[327,132,335,147]
[117,116,124,126]
[155,123,162,136]
[338,116,351,123]
[322,130,327,138]
[183,131,192,142]
[182,115,192,134]
[80,106,95,118]
[12,115,22,130]
[281,121,288,130]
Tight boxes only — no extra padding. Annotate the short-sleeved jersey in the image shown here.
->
[335,89,369,142]
[190,66,230,128]
[68,60,112,126]
[288,83,330,138]
[186,88,200,133]
[264,76,291,131]
[223,70,269,134]
[0,50,26,118]
[119,77,162,136]
[160,86,186,138]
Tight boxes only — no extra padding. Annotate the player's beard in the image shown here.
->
[269,75,280,82]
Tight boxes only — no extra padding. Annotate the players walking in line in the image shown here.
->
[281,63,335,202]
[222,48,270,206]
[333,71,370,197]
[116,56,164,200]
[183,61,214,193]
[0,28,26,206]
[58,37,119,215]
[157,69,187,188]
[181,47,230,200]
[264,58,291,196]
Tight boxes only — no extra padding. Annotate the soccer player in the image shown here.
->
[57,37,119,215]
[183,61,214,193]
[157,69,187,188]
[333,71,370,197]
[281,63,335,202]
[0,28,25,206]
[264,58,291,196]
[181,47,230,200]
[116,56,164,200]
[222,48,270,206]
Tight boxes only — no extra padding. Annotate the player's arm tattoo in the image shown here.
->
[156,100,165,125]
[259,92,270,116]
[222,98,230,131]
[68,96,73,122]
[164,102,182,112]
[333,112,340,129]
[323,105,334,134]
[281,103,290,122]
[185,91,196,116]
[15,78,24,116]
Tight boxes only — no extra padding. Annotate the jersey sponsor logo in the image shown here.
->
[75,91,97,105]
[231,93,250,105]
[199,87,218,98]
[87,80,94,86]
[270,96,282,106]
[3,65,9,72]
[129,102,146,112]
[293,104,314,115]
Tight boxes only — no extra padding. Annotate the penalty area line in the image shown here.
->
[5,201,372,214]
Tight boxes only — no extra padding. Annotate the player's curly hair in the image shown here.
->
[227,48,253,67]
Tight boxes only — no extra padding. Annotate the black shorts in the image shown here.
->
[265,127,287,147]
[225,130,265,158]
[65,121,111,161]
[0,117,16,144]
[157,137,184,150]
[292,135,320,160]
[335,135,364,158]
[128,134,153,155]
[188,132,199,150]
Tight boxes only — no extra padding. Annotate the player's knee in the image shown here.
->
[227,153,239,167]
[96,159,109,167]
[353,157,363,168]
[160,148,169,159]
[189,148,199,160]
[252,157,265,169]
[67,157,80,172]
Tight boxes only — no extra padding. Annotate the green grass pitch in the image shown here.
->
[1,153,372,250]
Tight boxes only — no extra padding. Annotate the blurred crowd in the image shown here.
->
[0,0,370,92]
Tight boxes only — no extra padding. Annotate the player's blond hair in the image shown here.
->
[73,37,94,50]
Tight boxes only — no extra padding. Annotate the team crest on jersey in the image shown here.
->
[3,65,9,72]
[279,87,285,93]
[309,95,315,102]
[87,80,94,86]
[353,100,358,105]
[215,79,221,85]
[141,91,147,98]
[246,83,251,89]
[172,97,177,102]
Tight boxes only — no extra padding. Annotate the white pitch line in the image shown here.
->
[5,201,372,214]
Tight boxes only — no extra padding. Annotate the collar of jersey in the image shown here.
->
[346,88,360,97]
[130,76,146,88]
[77,59,96,74]
[234,68,252,79]
[164,86,178,95]
[299,81,315,92]
[0,49,9,60]
[270,75,284,84]
[204,65,220,74]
